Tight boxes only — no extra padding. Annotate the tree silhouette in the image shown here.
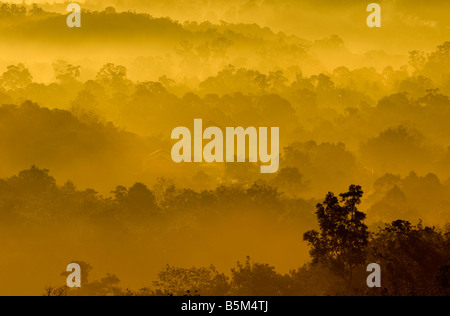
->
[96,63,131,95]
[53,60,81,85]
[153,265,229,296]
[369,220,450,295]
[230,257,292,296]
[303,185,369,286]
[0,64,32,90]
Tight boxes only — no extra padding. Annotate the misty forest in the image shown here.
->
[0,1,449,296]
